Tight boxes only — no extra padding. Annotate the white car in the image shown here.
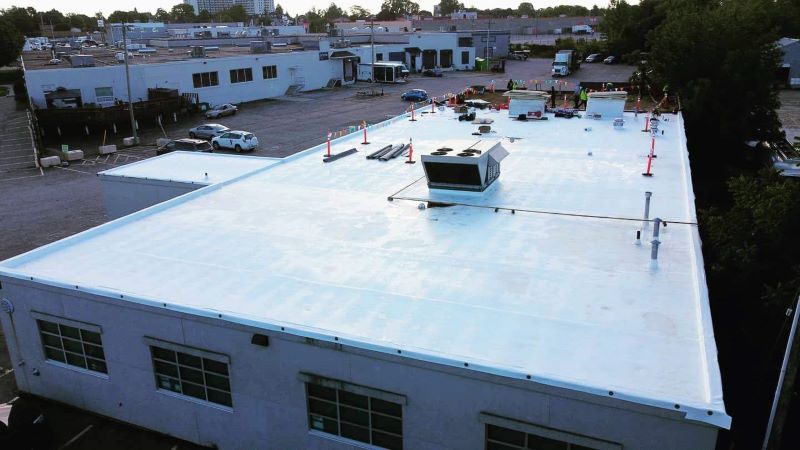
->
[211,131,258,152]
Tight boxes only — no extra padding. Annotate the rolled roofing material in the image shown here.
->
[502,90,551,100]
[588,91,628,99]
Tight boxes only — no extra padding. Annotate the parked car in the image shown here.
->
[509,51,529,61]
[401,89,428,101]
[47,58,61,65]
[585,53,602,63]
[422,67,443,77]
[603,56,616,64]
[211,131,259,152]
[205,103,238,119]
[157,138,214,156]
[189,123,230,140]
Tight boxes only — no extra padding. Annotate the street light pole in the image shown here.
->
[370,16,375,84]
[122,23,138,144]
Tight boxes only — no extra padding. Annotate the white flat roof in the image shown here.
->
[98,151,278,185]
[1,108,729,428]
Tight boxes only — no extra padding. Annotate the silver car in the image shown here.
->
[205,103,238,119]
[188,123,229,140]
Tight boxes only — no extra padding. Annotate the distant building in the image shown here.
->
[185,0,275,15]
[778,37,800,88]
[451,11,478,20]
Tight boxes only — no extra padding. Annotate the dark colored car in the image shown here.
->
[157,138,214,156]
[401,89,428,101]
[422,68,443,77]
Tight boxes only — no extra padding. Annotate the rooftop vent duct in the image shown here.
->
[421,141,509,192]
[190,46,206,58]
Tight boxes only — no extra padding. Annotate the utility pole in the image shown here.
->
[762,295,800,450]
[486,19,490,60]
[122,23,138,144]
[370,15,375,84]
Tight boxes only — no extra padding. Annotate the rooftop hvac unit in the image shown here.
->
[421,141,509,192]
[504,90,549,118]
[250,41,272,53]
[190,46,206,58]
[332,39,351,48]
[69,54,95,67]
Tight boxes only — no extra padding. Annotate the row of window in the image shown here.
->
[35,314,611,450]
[192,65,278,88]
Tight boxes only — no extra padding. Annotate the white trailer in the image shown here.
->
[357,62,409,83]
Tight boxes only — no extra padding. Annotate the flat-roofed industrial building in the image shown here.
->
[0,100,729,449]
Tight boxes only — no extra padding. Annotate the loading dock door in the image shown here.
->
[440,50,453,68]
[422,50,437,69]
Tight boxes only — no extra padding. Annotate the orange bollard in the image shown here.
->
[405,138,416,164]
[409,105,417,122]
[642,112,650,132]
[431,98,436,114]
[361,120,369,145]
[326,131,331,157]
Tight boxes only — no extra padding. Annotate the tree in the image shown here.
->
[0,19,23,67]
[438,0,464,16]
[197,10,212,22]
[324,3,344,20]
[377,0,420,20]
[0,7,39,35]
[274,4,284,17]
[518,2,535,17]
[348,5,371,20]
[170,4,196,23]
[154,8,170,23]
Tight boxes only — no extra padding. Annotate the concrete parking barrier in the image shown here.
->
[40,156,61,168]
[98,145,117,155]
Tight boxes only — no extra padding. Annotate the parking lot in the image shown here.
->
[0,57,634,448]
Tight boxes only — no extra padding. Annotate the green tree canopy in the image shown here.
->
[0,19,23,67]
[377,0,420,20]
[348,5,371,20]
[438,0,464,15]
[170,4,196,23]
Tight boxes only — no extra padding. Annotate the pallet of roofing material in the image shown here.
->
[504,90,550,119]
[366,144,393,160]
[323,148,357,163]
[379,143,408,161]
[586,91,627,119]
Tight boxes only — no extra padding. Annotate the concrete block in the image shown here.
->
[64,150,83,161]
[123,137,136,146]
[156,138,171,147]
[39,156,61,168]
[98,144,117,155]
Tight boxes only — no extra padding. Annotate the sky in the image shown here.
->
[0,1,610,17]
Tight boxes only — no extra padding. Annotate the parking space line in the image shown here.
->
[57,424,93,449]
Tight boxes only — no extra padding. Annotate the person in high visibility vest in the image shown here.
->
[578,88,588,109]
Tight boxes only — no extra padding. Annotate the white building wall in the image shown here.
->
[25,35,473,109]
[99,177,205,220]
[0,278,721,450]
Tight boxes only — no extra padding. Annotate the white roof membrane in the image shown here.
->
[1,109,729,428]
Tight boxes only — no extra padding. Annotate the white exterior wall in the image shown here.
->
[26,51,346,108]
[0,278,720,450]
[25,35,474,108]
[99,177,206,220]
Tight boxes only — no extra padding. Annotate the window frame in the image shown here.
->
[480,413,622,450]
[192,71,219,88]
[145,337,233,410]
[462,51,470,65]
[262,65,278,79]
[32,311,108,376]
[229,67,253,84]
[301,373,405,449]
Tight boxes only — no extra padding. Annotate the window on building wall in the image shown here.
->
[262,65,278,79]
[302,374,404,449]
[95,87,114,103]
[376,53,384,61]
[229,68,253,84]
[482,416,622,450]
[35,314,107,374]
[148,339,232,408]
[192,71,219,88]
[458,37,473,47]
[462,51,470,65]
